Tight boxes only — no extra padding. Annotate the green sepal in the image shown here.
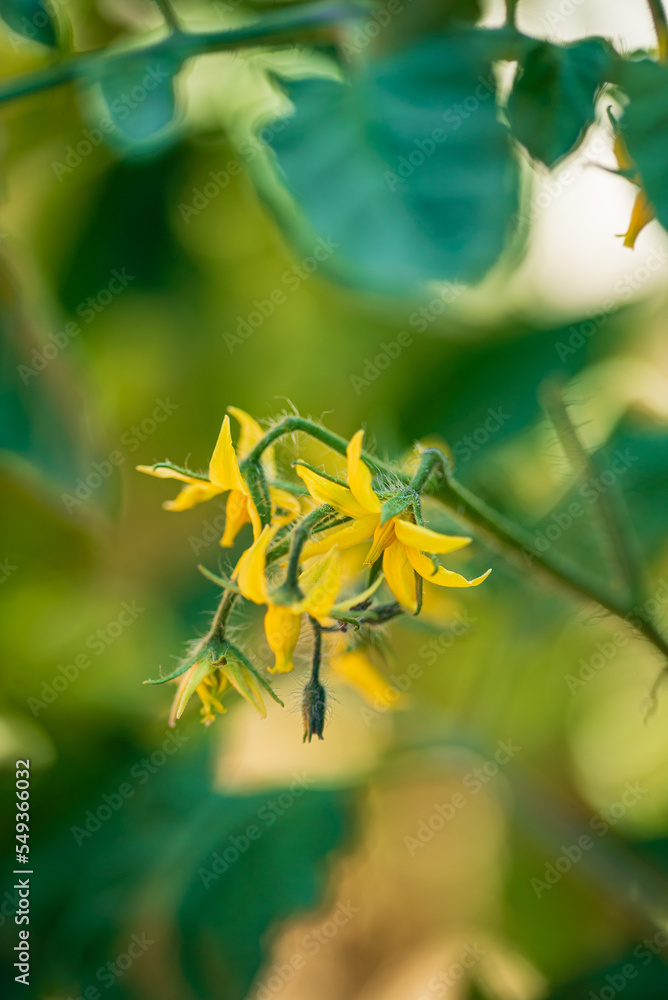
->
[380,489,415,524]
[245,461,272,527]
[143,461,209,482]
[197,564,242,593]
[221,640,285,707]
[143,635,226,686]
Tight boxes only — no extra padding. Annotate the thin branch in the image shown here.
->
[647,0,668,61]
[0,2,362,107]
[154,0,182,33]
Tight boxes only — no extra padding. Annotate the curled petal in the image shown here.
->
[619,189,654,249]
[295,463,369,519]
[364,518,396,566]
[228,405,276,476]
[382,540,417,611]
[346,430,381,514]
[220,490,251,547]
[405,547,491,588]
[269,486,302,518]
[232,524,274,604]
[209,415,246,492]
[136,464,205,484]
[163,481,223,512]
[264,604,301,673]
[394,519,471,555]
[331,649,407,709]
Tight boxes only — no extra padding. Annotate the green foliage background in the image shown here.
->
[2,1,668,999]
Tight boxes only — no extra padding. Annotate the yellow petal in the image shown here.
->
[209,415,246,492]
[228,405,276,476]
[232,524,274,604]
[394,519,472,555]
[405,547,491,588]
[346,430,382,514]
[301,515,378,560]
[269,486,302,518]
[264,604,301,673]
[299,549,342,620]
[294,463,369,519]
[620,189,654,249]
[330,650,407,709]
[222,661,266,717]
[220,490,251,547]
[169,659,214,723]
[332,572,385,613]
[382,540,417,612]
[163,481,223,511]
[136,464,203,484]
[364,518,396,566]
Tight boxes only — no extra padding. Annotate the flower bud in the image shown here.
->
[302,676,327,742]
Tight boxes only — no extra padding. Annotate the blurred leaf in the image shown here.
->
[0,0,57,46]
[267,28,520,288]
[92,54,181,147]
[507,38,615,167]
[4,739,354,1000]
[618,58,668,233]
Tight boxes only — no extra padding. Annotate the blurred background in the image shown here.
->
[2,1,668,998]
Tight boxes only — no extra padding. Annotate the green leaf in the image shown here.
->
[618,58,668,232]
[94,54,180,147]
[507,38,615,167]
[266,28,520,289]
[0,0,57,47]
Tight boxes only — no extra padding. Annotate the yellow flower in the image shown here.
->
[137,406,300,546]
[329,644,408,710]
[296,430,490,612]
[168,652,268,727]
[614,133,655,249]
[232,519,383,673]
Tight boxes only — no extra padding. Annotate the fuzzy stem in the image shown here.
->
[0,2,362,107]
[242,416,387,475]
[648,0,668,60]
[285,505,332,587]
[207,589,237,642]
[432,469,668,662]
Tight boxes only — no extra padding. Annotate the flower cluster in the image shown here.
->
[138,409,490,741]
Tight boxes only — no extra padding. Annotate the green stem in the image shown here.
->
[0,1,362,107]
[207,589,237,641]
[540,381,645,605]
[154,0,182,32]
[242,416,386,475]
[285,504,332,587]
[433,470,668,661]
[648,0,668,61]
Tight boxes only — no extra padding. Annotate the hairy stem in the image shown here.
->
[648,0,668,60]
